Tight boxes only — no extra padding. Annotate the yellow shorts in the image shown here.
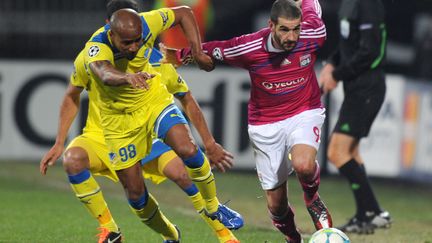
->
[101,107,154,171]
[66,132,173,184]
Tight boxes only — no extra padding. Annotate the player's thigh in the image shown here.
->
[104,113,152,171]
[156,105,197,157]
[287,108,325,151]
[248,122,291,190]
[154,104,188,140]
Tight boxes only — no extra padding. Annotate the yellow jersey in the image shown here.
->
[83,8,177,115]
[72,49,189,137]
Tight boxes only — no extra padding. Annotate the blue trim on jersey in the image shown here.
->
[140,16,153,45]
[90,27,121,56]
[91,30,110,46]
[128,190,149,209]
[184,184,199,196]
[144,48,150,59]
[68,169,91,184]
[174,92,187,98]
[141,140,172,165]
[150,48,163,64]
[154,104,188,139]
[183,148,205,168]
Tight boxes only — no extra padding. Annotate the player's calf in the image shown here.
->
[271,206,302,243]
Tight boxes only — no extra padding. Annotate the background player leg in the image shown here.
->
[63,147,121,242]
[116,162,179,242]
[164,123,243,230]
[159,153,239,243]
[328,133,390,233]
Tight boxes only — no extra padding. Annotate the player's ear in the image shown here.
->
[268,19,275,29]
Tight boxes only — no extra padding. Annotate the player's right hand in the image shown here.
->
[193,51,214,72]
[126,72,155,90]
[40,144,64,175]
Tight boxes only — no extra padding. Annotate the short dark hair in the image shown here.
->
[270,0,302,23]
[106,0,139,19]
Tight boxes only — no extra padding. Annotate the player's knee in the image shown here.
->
[63,147,89,174]
[327,146,345,163]
[170,172,192,189]
[128,190,149,210]
[176,144,198,160]
[292,157,315,176]
[183,147,205,168]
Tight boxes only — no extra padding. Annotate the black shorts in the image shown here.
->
[334,72,386,139]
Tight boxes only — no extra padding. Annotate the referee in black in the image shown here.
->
[318,0,391,234]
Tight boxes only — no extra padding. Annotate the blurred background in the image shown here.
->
[1,0,432,182]
[1,0,432,242]
[1,0,432,79]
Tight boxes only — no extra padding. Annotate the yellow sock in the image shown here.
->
[188,191,205,212]
[199,211,239,243]
[70,173,118,232]
[130,193,178,241]
[186,158,220,214]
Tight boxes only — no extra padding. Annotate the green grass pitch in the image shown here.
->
[0,161,431,242]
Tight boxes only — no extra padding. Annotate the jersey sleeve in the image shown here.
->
[142,8,176,45]
[332,0,386,81]
[159,63,189,96]
[84,42,115,65]
[299,0,326,47]
[70,51,89,89]
[180,34,256,69]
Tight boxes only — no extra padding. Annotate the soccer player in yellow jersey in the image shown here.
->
[40,48,239,243]
[41,2,241,243]
[82,2,242,240]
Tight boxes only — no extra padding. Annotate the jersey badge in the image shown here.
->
[299,54,311,67]
[159,11,169,26]
[340,19,350,39]
[109,152,117,162]
[88,45,100,58]
[212,48,223,61]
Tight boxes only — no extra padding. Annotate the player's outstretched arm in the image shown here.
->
[170,6,214,71]
[177,92,234,172]
[89,61,153,89]
[40,84,83,175]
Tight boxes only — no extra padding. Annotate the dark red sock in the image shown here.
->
[271,206,301,242]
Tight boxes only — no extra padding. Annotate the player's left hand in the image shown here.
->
[40,144,64,175]
[205,142,234,172]
[318,63,338,94]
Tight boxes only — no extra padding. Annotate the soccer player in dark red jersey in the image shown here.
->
[163,0,332,242]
